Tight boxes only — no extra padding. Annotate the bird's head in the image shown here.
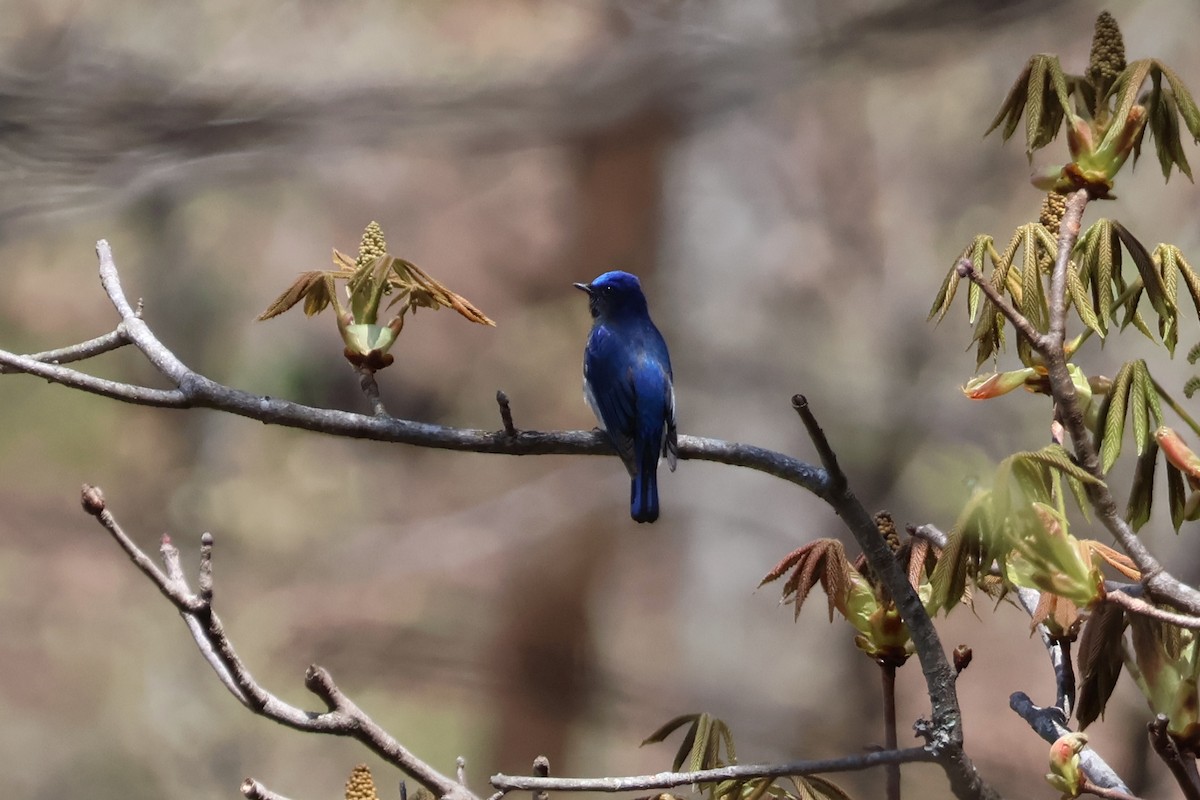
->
[574,270,649,319]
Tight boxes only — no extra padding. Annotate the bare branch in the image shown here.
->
[490,747,936,795]
[0,350,188,405]
[82,485,478,800]
[791,394,845,492]
[0,327,131,374]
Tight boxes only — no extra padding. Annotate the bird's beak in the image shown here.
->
[573,282,592,294]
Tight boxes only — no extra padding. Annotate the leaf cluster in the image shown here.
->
[258,250,494,329]
[759,531,937,667]
[932,217,1200,372]
[642,715,851,800]
[257,222,494,370]
[1076,603,1200,748]
[987,46,1200,189]
[927,445,1112,616]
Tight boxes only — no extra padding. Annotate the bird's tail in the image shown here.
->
[630,448,660,523]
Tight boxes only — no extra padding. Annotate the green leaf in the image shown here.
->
[793,776,855,800]
[928,492,997,615]
[1012,444,1104,487]
[1161,61,1200,140]
[986,60,1034,141]
[1114,221,1172,321]
[1066,472,1091,521]
[1105,60,1153,151]
[1128,308,1156,342]
[1093,220,1116,331]
[1020,225,1047,331]
[1026,56,1048,154]
[1166,246,1200,322]
[1131,363,1151,455]
[1068,260,1104,336]
[927,263,960,322]
[642,713,700,747]
[1168,462,1187,532]
[1127,439,1158,531]
[1099,362,1135,473]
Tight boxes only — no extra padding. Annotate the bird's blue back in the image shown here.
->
[578,271,677,523]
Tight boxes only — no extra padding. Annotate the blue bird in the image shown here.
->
[575,271,677,523]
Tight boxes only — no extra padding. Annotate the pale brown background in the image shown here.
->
[2,1,1200,798]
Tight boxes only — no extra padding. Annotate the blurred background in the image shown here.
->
[2,1,1200,798]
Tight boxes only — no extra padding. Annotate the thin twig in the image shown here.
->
[1150,374,1200,439]
[1079,778,1145,800]
[531,756,549,800]
[355,365,390,416]
[0,327,131,373]
[1008,573,1131,794]
[791,394,844,492]
[490,748,936,794]
[1105,590,1200,629]
[496,390,516,436]
[955,259,1047,349]
[907,523,948,549]
[81,485,477,800]
[1148,716,1200,800]
[881,663,901,800]
[241,778,295,800]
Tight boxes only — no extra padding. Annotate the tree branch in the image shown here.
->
[1014,587,1075,718]
[13,242,1008,798]
[0,242,828,494]
[790,401,995,799]
[0,327,132,373]
[490,748,935,795]
[1106,588,1200,629]
[1008,693,1132,795]
[80,485,477,800]
[957,193,1200,616]
[1148,715,1200,800]
[954,259,1047,350]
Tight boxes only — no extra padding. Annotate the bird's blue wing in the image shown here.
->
[583,325,639,474]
